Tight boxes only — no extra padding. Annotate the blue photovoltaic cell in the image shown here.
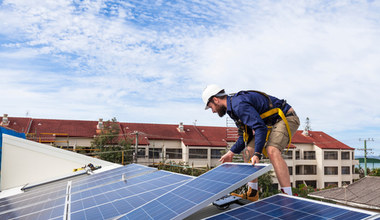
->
[205,194,379,220]
[0,163,154,215]
[69,170,192,220]
[118,163,272,220]
[0,164,157,220]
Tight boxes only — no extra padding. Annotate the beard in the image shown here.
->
[216,104,227,117]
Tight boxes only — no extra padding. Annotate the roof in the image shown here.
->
[292,130,354,150]
[309,176,380,210]
[121,123,229,147]
[1,116,354,149]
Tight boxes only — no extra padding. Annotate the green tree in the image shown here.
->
[293,184,317,198]
[370,168,380,176]
[258,170,279,198]
[91,118,132,164]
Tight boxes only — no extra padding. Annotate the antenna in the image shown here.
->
[302,117,311,136]
[358,138,375,176]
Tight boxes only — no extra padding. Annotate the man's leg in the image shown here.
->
[230,143,259,201]
[265,114,300,195]
[266,145,292,195]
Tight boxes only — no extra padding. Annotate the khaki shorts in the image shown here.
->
[246,114,300,153]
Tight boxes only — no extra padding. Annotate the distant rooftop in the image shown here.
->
[309,176,380,211]
[1,115,355,150]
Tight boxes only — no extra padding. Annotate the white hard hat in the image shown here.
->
[202,84,226,110]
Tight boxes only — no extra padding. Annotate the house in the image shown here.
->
[280,130,360,189]
[309,176,380,211]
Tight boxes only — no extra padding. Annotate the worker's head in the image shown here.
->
[202,84,227,117]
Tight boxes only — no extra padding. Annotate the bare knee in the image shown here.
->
[267,146,281,159]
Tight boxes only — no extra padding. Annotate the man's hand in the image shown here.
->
[219,150,234,163]
[251,155,260,166]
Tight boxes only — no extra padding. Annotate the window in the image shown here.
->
[296,180,317,188]
[341,152,350,160]
[137,148,146,158]
[283,150,293,160]
[324,151,338,160]
[304,151,316,160]
[304,181,317,189]
[166,149,182,159]
[189,149,207,159]
[288,166,293,175]
[295,151,300,160]
[324,182,338,188]
[296,165,301,175]
[296,165,316,175]
[295,181,305,188]
[304,165,317,175]
[342,181,351,186]
[149,148,162,159]
[211,149,224,159]
[271,183,279,191]
[324,167,338,175]
[342,166,350,175]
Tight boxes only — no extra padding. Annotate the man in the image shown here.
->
[202,84,300,201]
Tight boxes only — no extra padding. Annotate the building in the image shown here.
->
[281,130,360,189]
[309,176,380,211]
[1,114,359,189]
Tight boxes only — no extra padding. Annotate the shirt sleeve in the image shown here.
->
[236,101,268,154]
[230,135,245,154]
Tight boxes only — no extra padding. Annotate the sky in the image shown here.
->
[0,0,379,156]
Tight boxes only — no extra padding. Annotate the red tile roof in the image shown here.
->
[292,130,354,150]
[1,116,354,150]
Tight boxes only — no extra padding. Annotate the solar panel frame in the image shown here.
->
[0,164,157,219]
[118,163,273,220]
[204,193,379,220]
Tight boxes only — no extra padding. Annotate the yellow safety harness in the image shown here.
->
[239,91,292,158]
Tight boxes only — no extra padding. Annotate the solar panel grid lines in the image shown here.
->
[0,165,154,217]
[71,175,192,220]
[70,168,157,195]
[0,164,156,220]
[0,165,128,209]
[5,169,192,220]
[118,163,273,220]
[204,194,379,220]
[0,165,128,205]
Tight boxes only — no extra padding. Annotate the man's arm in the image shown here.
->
[219,135,245,163]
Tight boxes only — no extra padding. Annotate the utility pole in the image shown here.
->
[134,131,139,163]
[358,138,374,176]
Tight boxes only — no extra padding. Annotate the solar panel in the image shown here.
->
[118,163,273,220]
[205,194,379,220]
[0,167,192,220]
[69,170,192,220]
[0,164,158,219]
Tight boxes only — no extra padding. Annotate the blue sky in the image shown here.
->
[1,0,380,156]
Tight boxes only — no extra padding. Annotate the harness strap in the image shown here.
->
[245,108,292,158]
[261,108,292,152]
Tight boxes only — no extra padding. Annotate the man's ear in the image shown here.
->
[212,96,219,104]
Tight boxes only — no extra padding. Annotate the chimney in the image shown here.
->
[97,118,104,130]
[1,114,9,126]
[178,122,184,132]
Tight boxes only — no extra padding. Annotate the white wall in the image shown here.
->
[1,134,116,190]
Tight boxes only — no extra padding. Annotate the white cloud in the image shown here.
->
[1,0,380,155]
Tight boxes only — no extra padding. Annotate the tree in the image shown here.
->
[91,118,132,164]
[258,170,279,198]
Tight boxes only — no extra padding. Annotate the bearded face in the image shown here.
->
[215,103,227,117]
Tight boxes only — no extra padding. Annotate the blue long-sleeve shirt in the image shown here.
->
[227,91,292,154]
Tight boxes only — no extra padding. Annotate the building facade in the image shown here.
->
[1,114,359,189]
